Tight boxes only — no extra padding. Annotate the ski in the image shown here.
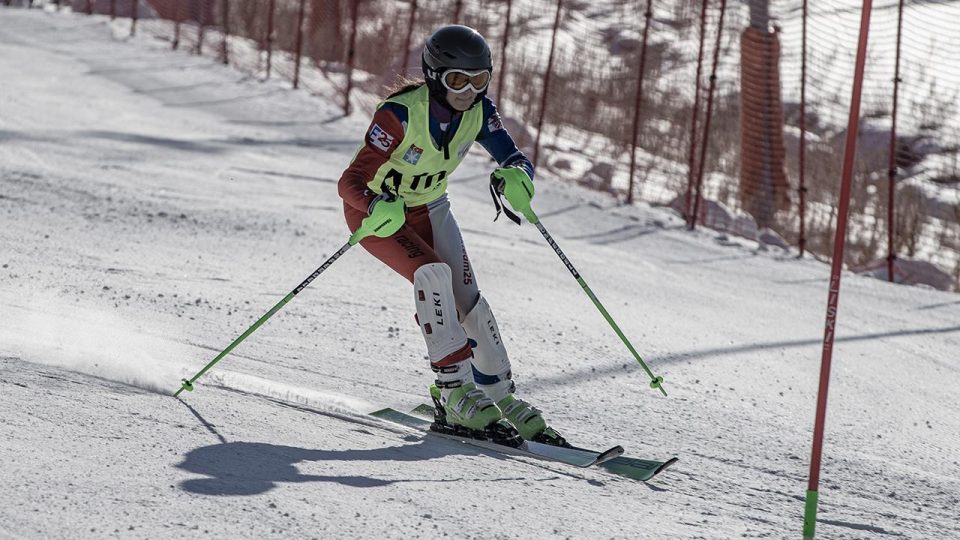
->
[409,403,677,481]
[407,404,626,466]
[370,406,620,468]
[370,405,677,481]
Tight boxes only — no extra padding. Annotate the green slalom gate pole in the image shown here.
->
[527,209,667,397]
[174,222,384,397]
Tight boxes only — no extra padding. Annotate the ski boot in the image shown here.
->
[459,293,569,447]
[496,393,569,447]
[473,372,568,447]
[429,381,522,448]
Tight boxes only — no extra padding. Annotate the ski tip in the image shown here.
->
[597,454,678,482]
[594,445,625,465]
[651,457,679,478]
[605,445,626,458]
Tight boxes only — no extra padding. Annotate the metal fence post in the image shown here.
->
[110,0,116,19]
[292,0,306,89]
[401,0,419,77]
[197,0,207,56]
[131,0,139,36]
[220,0,229,65]
[886,0,905,281]
[690,0,727,230]
[453,0,463,24]
[798,0,808,256]
[343,0,360,115]
[263,0,276,79]
[172,0,182,49]
[495,0,513,113]
[627,0,654,205]
[684,0,709,220]
[532,0,563,170]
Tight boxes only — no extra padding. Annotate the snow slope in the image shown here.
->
[1,8,959,539]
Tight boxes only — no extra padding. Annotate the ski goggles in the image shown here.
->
[441,69,492,94]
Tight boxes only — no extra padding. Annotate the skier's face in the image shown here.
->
[447,89,476,111]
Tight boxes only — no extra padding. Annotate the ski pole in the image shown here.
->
[174,206,402,397]
[512,201,667,397]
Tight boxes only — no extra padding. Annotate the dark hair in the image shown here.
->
[385,76,425,99]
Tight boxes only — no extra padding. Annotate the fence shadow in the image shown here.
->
[915,299,960,311]
[565,224,659,245]
[132,81,227,95]
[60,129,359,153]
[532,324,960,389]
[165,88,284,108]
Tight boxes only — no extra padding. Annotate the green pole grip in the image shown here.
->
[803,489,819,539]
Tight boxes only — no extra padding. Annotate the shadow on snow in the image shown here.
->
[174,398,531,496]
[175,439,509,496]
[533,324,960,388]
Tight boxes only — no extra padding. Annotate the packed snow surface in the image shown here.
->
[1,9,959,539]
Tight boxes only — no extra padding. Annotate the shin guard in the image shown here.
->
[461,294,514,402]
[414,263,472,367]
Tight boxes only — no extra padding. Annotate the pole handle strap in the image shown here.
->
[489,175,523,225]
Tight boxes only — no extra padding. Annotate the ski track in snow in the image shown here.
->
[1,8,959,539]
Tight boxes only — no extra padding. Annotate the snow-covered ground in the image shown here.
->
[2,8,959,539]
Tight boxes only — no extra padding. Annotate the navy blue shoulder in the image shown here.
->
[475,96,535,180]
[479,96,501,124]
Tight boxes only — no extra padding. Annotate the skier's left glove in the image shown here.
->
[490,166,537,224]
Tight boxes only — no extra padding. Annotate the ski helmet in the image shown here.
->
[422,25,493,110]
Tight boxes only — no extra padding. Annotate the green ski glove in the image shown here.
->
[350,193,405,244]
[492,166,537,224]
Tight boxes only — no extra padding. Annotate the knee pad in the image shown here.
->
[414,263,471,366]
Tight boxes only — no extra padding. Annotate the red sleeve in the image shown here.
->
[338,107,406,213]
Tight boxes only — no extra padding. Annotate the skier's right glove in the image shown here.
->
[361,192,405,238]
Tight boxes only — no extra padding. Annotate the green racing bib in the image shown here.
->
[364,85,483,207]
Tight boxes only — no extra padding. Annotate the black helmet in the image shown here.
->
[422,25,493,110]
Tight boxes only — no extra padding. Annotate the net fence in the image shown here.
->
[36,0,960,289]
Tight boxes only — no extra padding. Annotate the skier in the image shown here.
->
[338,25,564,446]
